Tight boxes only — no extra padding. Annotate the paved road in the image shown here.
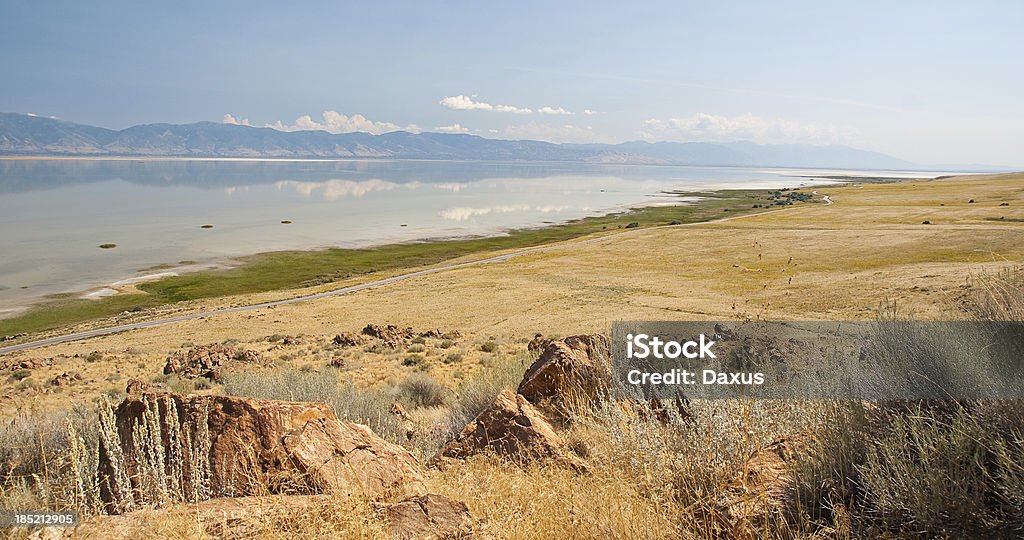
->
[0,207,793,356]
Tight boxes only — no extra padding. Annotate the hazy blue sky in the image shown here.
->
[1,0,1021,166]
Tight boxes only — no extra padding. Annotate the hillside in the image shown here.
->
[0,112,914,169]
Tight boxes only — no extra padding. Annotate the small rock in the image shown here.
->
[50,372,83,386]
[125,378,170,395]
[384,493,475,540]
[332,333,365,347]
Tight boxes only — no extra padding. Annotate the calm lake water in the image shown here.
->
[0,159,941,313]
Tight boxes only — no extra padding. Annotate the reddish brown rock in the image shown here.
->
[233,349,266,366]
[719,436,808,534]
[124,378,170,395]
[391,402,416,441]
[362,324,416,348]
[384,493,475,539]
[517,334,611,413]
[1,357,55,371]
[433,389,580,468]
[50,371,82,386]
[163,344,269,382]
[332,332,366,346]
[163,344,233,380]
[100,393,425,511]
[420,329,459,339]
[526,333,551,353]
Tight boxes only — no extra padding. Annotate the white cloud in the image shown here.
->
[436,123,470,133]
[440,206,495,221]
[538,106,572,115]
[275,179,400,200]
[439,204,570,221]
[493,104,532,114]
[641,112,849,144]
[439,95,532,114]
[439,95,493,111]
[222,114,252,126]
[583,109,597,116]
[26,113,36,117]
[260,110,418,135]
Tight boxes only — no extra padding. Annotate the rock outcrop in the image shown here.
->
[517,334,611,413]
[359,325,459,349]
[2,356,55,371]
[362,324,416,348]
[100,393,425,511]
[384,493,475,539]
[332,332,366,347]
[163,344,269,382]
[433,389,580,468]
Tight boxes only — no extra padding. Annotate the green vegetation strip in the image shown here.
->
[0,189,794,336]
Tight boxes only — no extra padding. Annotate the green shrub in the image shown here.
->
[85,351,103,363]
[407,343,426,353]
[397,373,448,409]
[8,369,31,382]
[439,339,455,349]
[402,354,425,367]
[480,341,498,353]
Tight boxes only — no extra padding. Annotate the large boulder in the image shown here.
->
[517,334,611,414]
[99,393,425,512]
[384,493,476,539]
[433,389,580,468]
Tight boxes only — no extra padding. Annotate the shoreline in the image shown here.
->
[0,186,823,339]
[0,197,806,356]
[0,175,846,320]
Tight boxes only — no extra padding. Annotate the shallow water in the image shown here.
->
[0,159,943,310]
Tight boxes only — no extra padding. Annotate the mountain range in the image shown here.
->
[0,112,915,169]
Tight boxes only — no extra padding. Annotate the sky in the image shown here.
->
[1,0,1022,166]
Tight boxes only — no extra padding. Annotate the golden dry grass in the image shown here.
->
[2,173,1023,417]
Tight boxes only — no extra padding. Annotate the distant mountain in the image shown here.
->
[0,112,915,169]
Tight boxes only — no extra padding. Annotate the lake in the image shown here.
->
[0,159,941,313]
